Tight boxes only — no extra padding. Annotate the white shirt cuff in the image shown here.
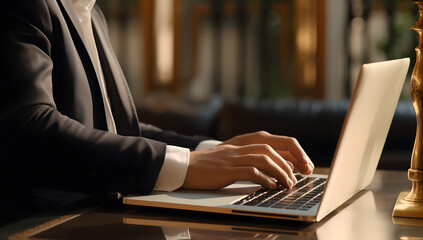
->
[153,140,222,192]
[154,145,190,192]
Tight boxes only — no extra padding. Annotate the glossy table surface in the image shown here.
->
[2,168,423,240]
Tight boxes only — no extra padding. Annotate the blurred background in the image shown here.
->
[96,0,416,101]
[96,0,417,168]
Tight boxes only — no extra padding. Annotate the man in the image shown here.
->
[0,0,314,219]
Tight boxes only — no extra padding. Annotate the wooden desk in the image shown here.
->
[2,169,423,240]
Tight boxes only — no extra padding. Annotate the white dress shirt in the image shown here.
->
[70,0,221,192]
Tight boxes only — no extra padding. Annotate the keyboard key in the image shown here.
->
[258,202,274,207]
[286,204,302,210]
[271,203,289,209]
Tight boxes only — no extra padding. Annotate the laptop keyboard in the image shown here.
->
[233,175,326,211]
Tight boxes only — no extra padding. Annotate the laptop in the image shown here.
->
[123,58,410,222]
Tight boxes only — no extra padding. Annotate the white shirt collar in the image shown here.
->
[71,0,96,12]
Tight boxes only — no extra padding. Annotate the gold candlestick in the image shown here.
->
[392,0,423,219]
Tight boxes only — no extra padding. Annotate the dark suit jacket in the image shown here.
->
[0,0,205,200]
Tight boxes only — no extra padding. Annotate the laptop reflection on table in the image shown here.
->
[123,191,378,240]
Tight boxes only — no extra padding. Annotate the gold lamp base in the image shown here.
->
[393,169,423,220]
[392,0,423,223]
[393,192,423,219]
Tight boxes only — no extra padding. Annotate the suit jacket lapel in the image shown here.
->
[91,9,141,136]
[57,1,140,136]
[59,0,104,91]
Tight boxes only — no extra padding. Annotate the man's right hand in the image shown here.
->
[182,132,314,190]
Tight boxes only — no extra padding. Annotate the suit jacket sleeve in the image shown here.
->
[0,1,166,195]
[139,123,212,151]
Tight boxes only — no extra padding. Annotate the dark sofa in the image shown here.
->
[136,97,416,170]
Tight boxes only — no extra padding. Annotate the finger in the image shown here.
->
[276,137,310,162]
[230,166,277,189]
[233,144,297,183]
[231,154,295,188]
[270,136,314,173]
[286,161,294,171]
[277,150,314,174]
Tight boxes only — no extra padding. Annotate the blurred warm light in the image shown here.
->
[154,0,174,84]
[295,0,318,89]
[351,17,365,32]
[350,17,365,56]
[349,17,365,91]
